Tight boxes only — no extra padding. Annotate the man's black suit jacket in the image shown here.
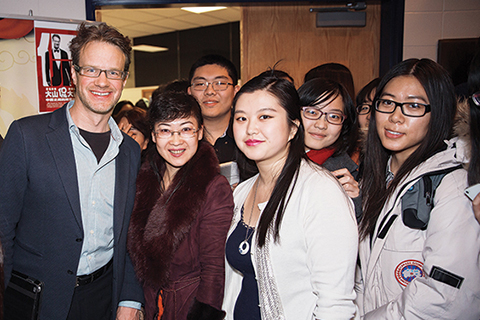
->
[0,104,144,319]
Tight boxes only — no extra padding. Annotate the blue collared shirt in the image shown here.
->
[66,101,121,276]
[66,102,141,310]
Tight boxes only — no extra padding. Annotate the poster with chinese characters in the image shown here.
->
[35,21,78,113]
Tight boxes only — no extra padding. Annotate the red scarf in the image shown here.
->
[306,148,335,165]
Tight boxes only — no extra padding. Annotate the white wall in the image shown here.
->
[1,0,85,20]
[404,0,480,61]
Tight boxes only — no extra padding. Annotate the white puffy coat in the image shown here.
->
[356,138,480,319]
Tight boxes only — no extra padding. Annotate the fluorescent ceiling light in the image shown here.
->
[132,45,168,53]
[181,6,227,14]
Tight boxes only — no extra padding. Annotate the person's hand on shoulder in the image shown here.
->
[473,193,480,224]
[332,168,360,199]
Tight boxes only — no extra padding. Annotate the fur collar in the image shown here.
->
[454,98,470,141]
[128,141,220,288]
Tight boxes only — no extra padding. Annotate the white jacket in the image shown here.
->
[223,160,358,320]
[356,138,480,319]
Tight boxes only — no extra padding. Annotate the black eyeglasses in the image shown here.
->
[375,99,431,117]
[356,103,372,115]
[471,91,480,107]
[190,81,233,92]
[301,106,346,125]
[74,65,127,80]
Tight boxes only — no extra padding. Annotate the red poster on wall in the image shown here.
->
[35,22,78,113]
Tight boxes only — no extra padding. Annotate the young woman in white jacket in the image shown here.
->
[223,71,358,320]
[357,58,480,319]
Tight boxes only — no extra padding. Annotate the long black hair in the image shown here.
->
[359,58,456,240]
[233,71,306,247]
[298,78,359,156]
[468,52,480,186]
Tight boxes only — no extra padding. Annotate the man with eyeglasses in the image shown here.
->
[0,23,143,320]
[188,55,243,184]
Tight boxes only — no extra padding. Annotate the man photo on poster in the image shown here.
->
[45,33,71,86]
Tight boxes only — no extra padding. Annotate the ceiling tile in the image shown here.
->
[148,18,199,30]
[202,8,241,21]
[174,14,224,26]
[143,7,192,18]
[100,15,137,28]
[97,6,240,39]
[102,9,159,22]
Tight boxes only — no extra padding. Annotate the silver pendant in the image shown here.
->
[239,240,250,255]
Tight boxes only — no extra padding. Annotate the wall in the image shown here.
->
[241,2,381,93]
[0,0,85,136]
[1,0,85,20]
[0,34,38,136]
[403,0,480,61]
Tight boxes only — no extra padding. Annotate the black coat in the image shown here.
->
[323,151,363,221]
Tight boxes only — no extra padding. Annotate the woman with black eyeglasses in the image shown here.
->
[356,58,480,319]
[127,91,234,320]
[298,79,362,221]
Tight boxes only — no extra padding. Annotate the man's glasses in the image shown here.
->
[301,107,346,125]
[375,99,431,117]
[154,127,200,139]
[74,65,127,80]
[190,80,233,92]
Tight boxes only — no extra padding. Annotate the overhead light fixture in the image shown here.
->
[181,6,227,14]
[132,45,168,53]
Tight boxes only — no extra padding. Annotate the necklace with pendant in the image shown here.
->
[239,179,259,255]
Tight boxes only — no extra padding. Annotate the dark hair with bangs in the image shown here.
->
[304,63,355,100]
[233,70,306,247]
[359,58,457,240]
[298,79,359,156]
[146,91,204,189]
[189,54,238,85]
[69,22,131,72]
[148,91,203,130]
[115,107,150,142]
[356,78,381,106]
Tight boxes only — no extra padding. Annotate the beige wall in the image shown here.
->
[0,0,86,136]
[240,2,381,94]
[403,0,480,61]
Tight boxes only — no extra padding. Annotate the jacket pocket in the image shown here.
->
[15,239,43,257]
